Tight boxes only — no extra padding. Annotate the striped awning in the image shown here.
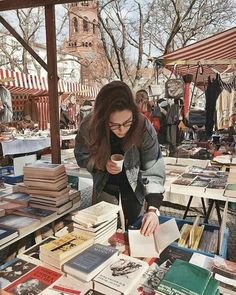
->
[0,68,99,98]
[162,27,236,88]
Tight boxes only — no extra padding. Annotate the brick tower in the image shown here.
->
[64,1,109,85]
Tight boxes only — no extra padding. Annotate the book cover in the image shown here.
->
[40,231,93,261]
[0,258,36,288]
[212,255,236,280]
[77,201,120,222]
[4,265,62,294]
[14,206,57,221]
[156,259,211,295]
[24,163,66,178]
[40,275,90,295]
[30,199,73,214]
[128,218,180,258]
[0,214,41,235]
[63,243,119,282]
[0,201,26,212]
[130,262,168,295]
[18,236,56,264]
[28,185,70,198]
[224,183,236,197]
[108,230,129,254]
[0,227,18,246]
[2,192,30,205]
[156,245,192,268]
[94,254,149,295]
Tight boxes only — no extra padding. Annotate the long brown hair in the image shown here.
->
[88,81,145,170]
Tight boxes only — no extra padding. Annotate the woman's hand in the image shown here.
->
[140,211,159,236]
[106,159,122,174]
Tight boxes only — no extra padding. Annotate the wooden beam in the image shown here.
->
[164,59,236,66]
[0,0,81,11]
[0,15,48,71]
[45,4,61,164]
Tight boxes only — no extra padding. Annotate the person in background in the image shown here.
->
[60,103,74,129]
[18,115,35,131]
[74,81,165,236]
[135,89,161,133]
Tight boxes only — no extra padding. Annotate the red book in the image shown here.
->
[4,266,62,294]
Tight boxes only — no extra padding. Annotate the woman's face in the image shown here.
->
[109,109,133,138]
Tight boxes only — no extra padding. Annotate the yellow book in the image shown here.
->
[178,224,192,247]
[192,225,205,250]
[40,231,94,261]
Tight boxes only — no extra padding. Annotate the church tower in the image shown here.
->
[64,1,109,85]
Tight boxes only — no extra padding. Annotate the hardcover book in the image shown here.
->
[63,243,119,282]
[0,227,18,246]
[0,258,36,288]
[0,214,41,235]
[93,254,149,295]
[156,259,211,295]
[4,265,62,294]
[128,218,180,258]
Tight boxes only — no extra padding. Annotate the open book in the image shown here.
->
[128,218,180,258]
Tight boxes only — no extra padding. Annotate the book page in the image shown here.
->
[154,218,181,255]
[128,229,159,257]
[128,218,181,258]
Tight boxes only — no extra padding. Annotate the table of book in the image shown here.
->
[163,157,236,224]
[0,201,81,252]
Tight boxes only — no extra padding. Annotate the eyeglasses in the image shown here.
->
[109,117,133,130]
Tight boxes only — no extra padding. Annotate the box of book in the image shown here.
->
[133,215,229,259]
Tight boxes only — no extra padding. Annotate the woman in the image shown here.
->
[74,81,165,236]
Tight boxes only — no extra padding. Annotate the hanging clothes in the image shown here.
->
[0,85,13,123]
[205,74,222,137]
[216,74,236,130]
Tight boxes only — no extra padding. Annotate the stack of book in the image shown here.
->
[39,230,94,269]
[70,201,120,244]
[24,162,74,214]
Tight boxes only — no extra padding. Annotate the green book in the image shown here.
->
[203,277,219,295]
[156,259,211,295]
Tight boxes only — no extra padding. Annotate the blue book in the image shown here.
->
[0,226,18,246]
[63,243,119,282]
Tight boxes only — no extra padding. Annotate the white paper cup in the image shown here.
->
[111,154,124,171]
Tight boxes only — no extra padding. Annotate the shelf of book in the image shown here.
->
[0,201,81,251]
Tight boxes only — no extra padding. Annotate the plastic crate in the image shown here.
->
[133,215,228,258]
[0,166,23,185]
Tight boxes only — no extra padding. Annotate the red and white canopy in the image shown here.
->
[162,27,236,88]
[0,67,99,98]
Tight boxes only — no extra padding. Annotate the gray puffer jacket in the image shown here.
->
[74,116,165,207]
